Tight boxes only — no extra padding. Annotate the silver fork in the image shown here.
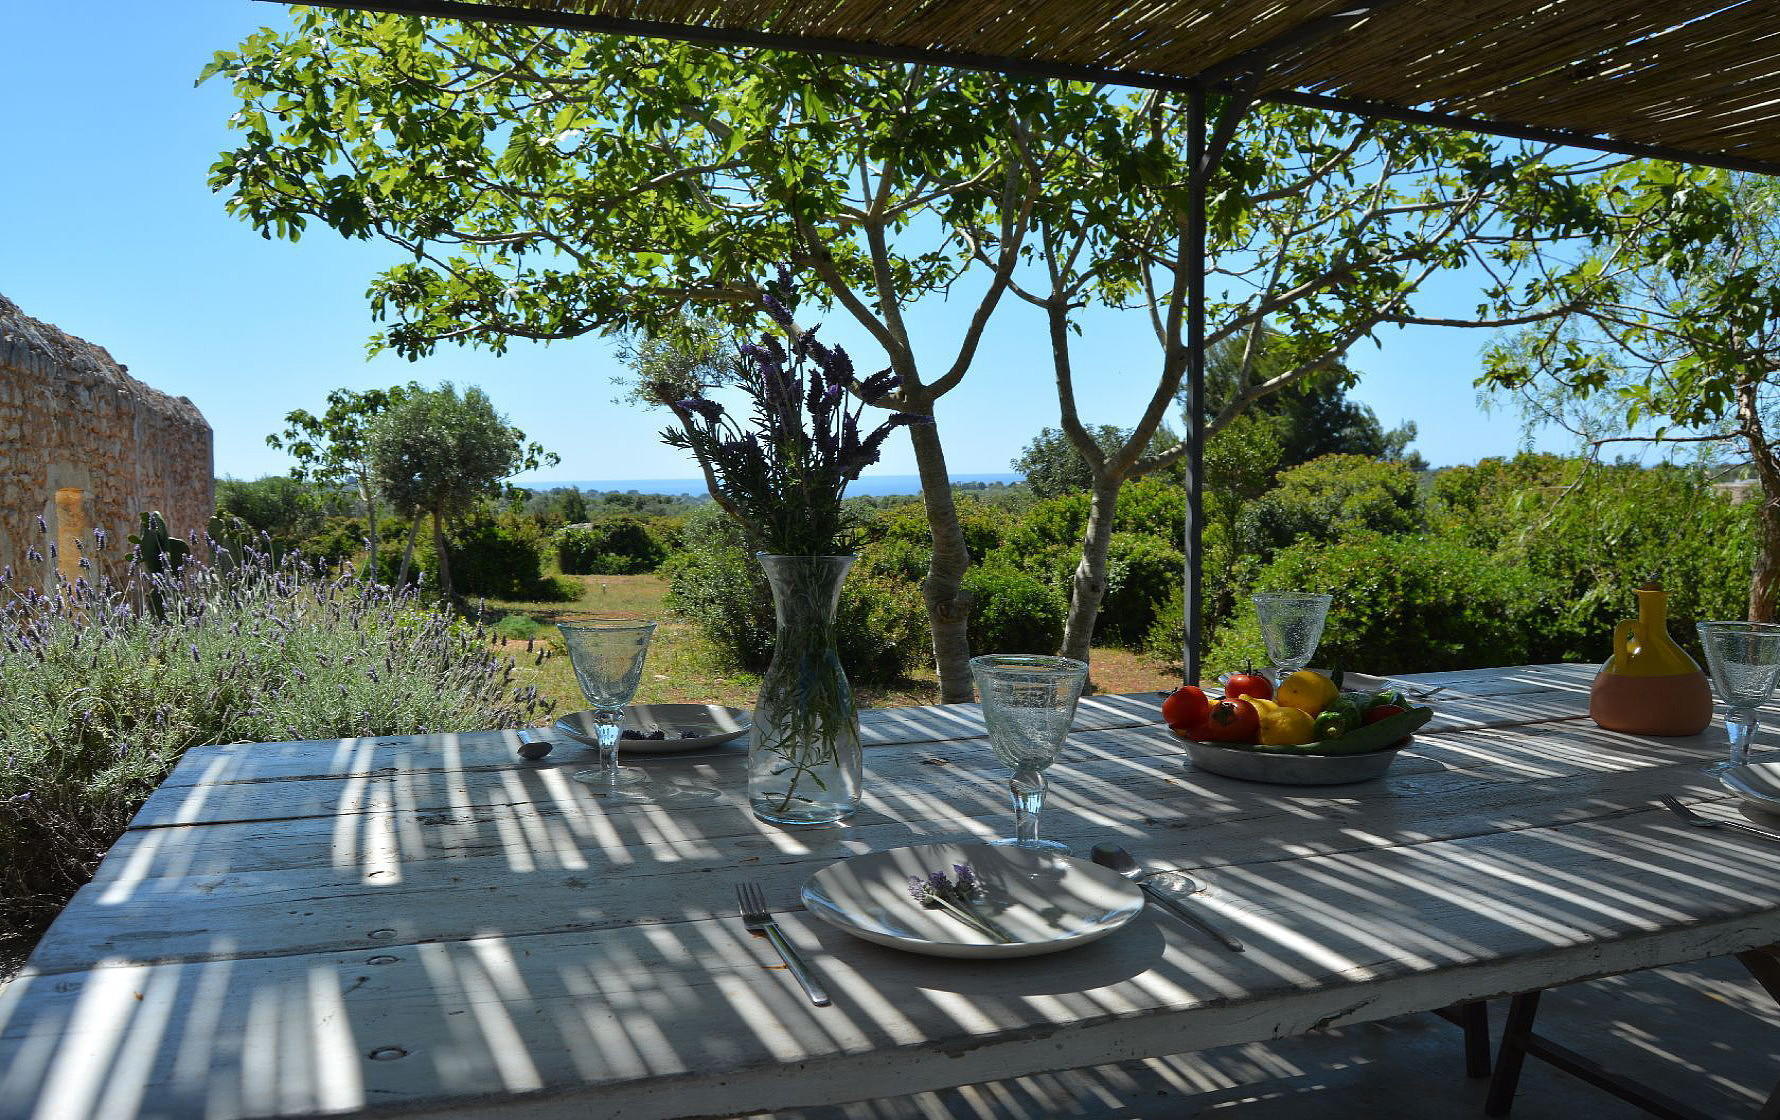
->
[1659,795,1780,844]
[736,882,830,1006]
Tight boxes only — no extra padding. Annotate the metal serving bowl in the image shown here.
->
[1174,734,1413,786]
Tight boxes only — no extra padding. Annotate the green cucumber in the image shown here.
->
[1298,704,1432,755]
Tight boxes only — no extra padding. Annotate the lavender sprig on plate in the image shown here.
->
[907,864,1013,943]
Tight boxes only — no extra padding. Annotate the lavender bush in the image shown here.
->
[660,289,930,555]
[0,520,550,948]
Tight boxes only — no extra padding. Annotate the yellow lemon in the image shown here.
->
[1247,696,1279,717]
[1258,704,1316,746]
[1276,670,1338,715]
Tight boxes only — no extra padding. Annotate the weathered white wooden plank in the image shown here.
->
[143,692,1172,796]
[40,725,1738,975]
[7,804,1780,1120]
[127,691,1602,836]
[144,671,1588,795]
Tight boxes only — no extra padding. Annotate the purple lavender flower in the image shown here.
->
[676,396,724,424]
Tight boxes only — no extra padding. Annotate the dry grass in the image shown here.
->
[480,573,1180,715]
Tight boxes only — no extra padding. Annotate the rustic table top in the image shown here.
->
[5,662,1780,1120]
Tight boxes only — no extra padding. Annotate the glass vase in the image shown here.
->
[749,554,862,826]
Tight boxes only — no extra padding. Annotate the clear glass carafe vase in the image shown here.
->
[749,554,863,826]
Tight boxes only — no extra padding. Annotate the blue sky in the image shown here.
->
[1,1,1577,487]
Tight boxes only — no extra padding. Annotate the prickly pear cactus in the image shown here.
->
[129,512,191,620]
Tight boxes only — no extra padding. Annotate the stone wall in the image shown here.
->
[0,294,212,587]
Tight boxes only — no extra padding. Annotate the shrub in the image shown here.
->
[1504,463,1752,664]
[1205,531,1551,676]
[1097,531,1185,648]
[964,560,1067,655]
[445,510,569,600]
[852,497,1013,582]
[0,531,551,949]
[555,517,667,575]
[836,574,929,684]
[666,504,928,684]
[663,504,775,668]
[1237,454,1426,560]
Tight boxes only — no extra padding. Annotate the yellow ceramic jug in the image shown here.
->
[1588,583,1713,736]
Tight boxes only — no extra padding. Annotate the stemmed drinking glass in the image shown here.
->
[1696,621,1780,769]
[970,654,1090,854]
[1253,592,1333,675]
[558,618,658,798]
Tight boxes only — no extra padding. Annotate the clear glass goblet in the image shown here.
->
[558,618,658,797]
[971,654,1090,854]
[1253,592,1333,675]
[1696,621,1780,769]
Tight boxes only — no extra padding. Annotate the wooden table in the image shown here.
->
[5,663,1780,1119]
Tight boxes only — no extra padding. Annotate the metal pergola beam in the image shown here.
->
[276,0,1780,179]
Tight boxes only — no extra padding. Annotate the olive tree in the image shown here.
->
[367,383,555,595]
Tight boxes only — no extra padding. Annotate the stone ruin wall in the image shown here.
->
[0,294,212,589]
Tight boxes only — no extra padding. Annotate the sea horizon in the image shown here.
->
[517,472,1024,498]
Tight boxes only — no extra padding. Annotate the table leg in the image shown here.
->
[1485,990,1541,1117]
[1432,1000,1492,1078]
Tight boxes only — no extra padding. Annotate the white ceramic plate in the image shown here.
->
[800,842,1144,959]
[1718,761,1780,810]
[555,703,751,754]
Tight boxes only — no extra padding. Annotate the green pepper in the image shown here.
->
[1313,709,1353,740]
[1370,689,1407,710]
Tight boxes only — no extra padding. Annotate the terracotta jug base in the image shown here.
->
[1589,670,1712,737]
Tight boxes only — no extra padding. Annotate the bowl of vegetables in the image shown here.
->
[1160,669,1433,786]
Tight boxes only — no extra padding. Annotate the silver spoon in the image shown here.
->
[1090,844,1244,952]
[1659,795,1780,844]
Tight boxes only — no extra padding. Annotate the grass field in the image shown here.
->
[478,573,1178,716]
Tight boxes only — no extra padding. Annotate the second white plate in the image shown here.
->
[1718,760,1780,811]
[555,703,751,754]
[800,842,1144,959]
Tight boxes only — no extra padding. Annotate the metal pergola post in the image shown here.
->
[1183,85,1207,686]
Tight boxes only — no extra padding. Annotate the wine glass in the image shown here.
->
[558,618,658,797]
[970,654,1090,854]
[1696,621,1780,769]
[1253,592,1333,675]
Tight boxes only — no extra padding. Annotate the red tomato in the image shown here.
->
[1204,698,1260,743]
[1364,703,1408,724]
[1224,667,1274,702]
[1161,685,1211,730]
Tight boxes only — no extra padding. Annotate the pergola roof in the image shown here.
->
[304,0,1780,175]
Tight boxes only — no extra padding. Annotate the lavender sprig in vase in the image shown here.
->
[661,282,929,826]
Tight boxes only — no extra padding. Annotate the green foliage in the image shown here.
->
[214,475,338,546]
[1431,453,1580,550]
[1012,425,1183,499]
[369,384,551,522]
[663,504,924,683]
[1497,463,1753,663]
[1238,454,1427,559]
[490,613,543,642]
[555,517,668,575]
[1208,532,1551,676]
[442,510,572,601]
[852,498,1014,582]
[962,561,1067,655]
[0,545,550,947]
[1097,532,1185,647]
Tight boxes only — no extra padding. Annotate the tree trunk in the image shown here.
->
[1752,497,1780,624]
[396,511,424,586]
[1736,377,1780,622]
[431,508,454,599]
[361,479,379,576]
[1060,477,1124,662]
[908,417,977,704]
